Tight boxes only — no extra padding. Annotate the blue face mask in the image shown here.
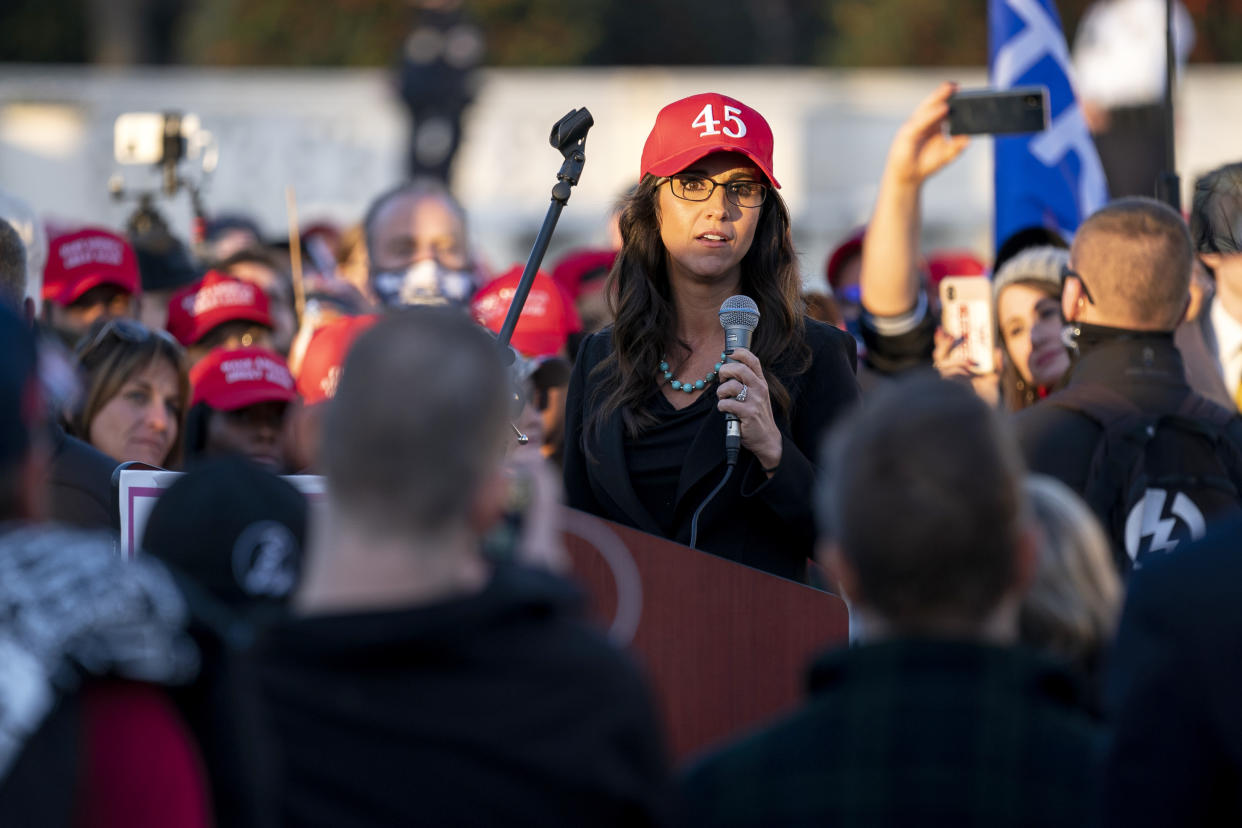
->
[371,259,475,308]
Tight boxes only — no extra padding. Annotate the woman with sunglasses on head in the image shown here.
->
[563,93,861,581]
[67,317,190,469]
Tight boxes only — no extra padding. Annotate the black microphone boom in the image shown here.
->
[719,295,760,467]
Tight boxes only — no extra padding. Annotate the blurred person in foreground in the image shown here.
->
[256,307,671,827]
[65,317,189,469]
[184,347,298,473]
[0,219,118,530]
[1020,474,1122,700]
[41,227,142,347]
[142,456,308,828]
[167,270,277,366]
[0,300,208,827]
[564,92,860,581]
[1102,510,1242,826]
[363,179,479,308]
[1015,197,1242,569]
[682,377,1101,827]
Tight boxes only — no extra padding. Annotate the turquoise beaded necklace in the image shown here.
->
[659,351,728,393]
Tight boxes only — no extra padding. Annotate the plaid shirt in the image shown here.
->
[682,638,1103,827]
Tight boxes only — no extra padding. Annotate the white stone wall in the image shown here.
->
[1,64,1236,289]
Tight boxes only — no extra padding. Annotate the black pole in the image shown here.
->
[1156,0,1180,211]
[494,108,593,358]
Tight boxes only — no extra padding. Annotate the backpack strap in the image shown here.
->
[1043,384,1156,549]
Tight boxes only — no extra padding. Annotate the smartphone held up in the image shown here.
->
[947,86,1049,136]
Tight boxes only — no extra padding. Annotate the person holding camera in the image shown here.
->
[562,92,860,581]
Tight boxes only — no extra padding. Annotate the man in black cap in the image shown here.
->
[258,307,671,827]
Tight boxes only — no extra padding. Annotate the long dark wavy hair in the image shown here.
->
[588,171,811,440]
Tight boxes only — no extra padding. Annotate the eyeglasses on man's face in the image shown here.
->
[662,174,768,209]
[1061,266,1095,306]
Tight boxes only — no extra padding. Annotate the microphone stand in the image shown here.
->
[495,108,593,360]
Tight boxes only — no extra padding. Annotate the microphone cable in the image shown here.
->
[688,461,734,551]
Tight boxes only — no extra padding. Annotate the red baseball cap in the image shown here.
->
[640,93,780,188]
[295,314,379,406]
[166,271,273,346]
[550,249,616,300]
[925,250,987,292]
[471,266,581,358]
[43,227,141,306]
[190,346,297,411]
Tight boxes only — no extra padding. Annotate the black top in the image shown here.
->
[256,564,672,828]
[46,423,117,532]
[683,639,1103,827]
[624,390,716,536]
[564,318,860,581]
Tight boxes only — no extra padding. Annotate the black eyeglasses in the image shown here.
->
[661,174,768,208]
[76,318,182,364]
[1061,266,1095,306]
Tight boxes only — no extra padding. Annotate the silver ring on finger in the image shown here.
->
[736,383,748,403]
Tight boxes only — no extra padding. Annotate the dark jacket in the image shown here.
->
[1014,324,1242,494]
[257,564,672,828]
[1103,514,1242,827]
[563,318,859,581]
[682,639,1104,828]
[46,423,117,531]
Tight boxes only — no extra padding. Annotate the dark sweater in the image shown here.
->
[257,564,673,827]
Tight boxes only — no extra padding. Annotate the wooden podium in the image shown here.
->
[560,507,849,761]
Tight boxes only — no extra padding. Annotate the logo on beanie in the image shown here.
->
[232,520,299,598]
[219,355,294,389]
[59,236,124,270]
[183,281,258,317]
[691,104,748,139]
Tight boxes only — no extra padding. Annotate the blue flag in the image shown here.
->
[989,0,1108,247]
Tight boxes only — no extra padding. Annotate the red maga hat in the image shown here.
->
[471,266,581,359]
[167,271,273,346]
[640,93,780,188]
[190,347,297,411]
[295,314,379,406]
[43,227,141,306]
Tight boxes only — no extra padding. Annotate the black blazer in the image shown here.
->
[563,319,860,581]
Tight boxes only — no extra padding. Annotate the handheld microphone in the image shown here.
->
[718,295,760,466]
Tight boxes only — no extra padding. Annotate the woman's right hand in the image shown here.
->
[933,327,1001,407]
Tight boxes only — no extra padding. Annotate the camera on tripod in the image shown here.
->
[109,111,217,243]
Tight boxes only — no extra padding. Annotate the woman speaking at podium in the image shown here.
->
[563,93,860,581]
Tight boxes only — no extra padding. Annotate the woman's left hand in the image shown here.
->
[716,347,782,475]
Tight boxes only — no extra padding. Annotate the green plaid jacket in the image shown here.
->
[682,638,1103,827]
